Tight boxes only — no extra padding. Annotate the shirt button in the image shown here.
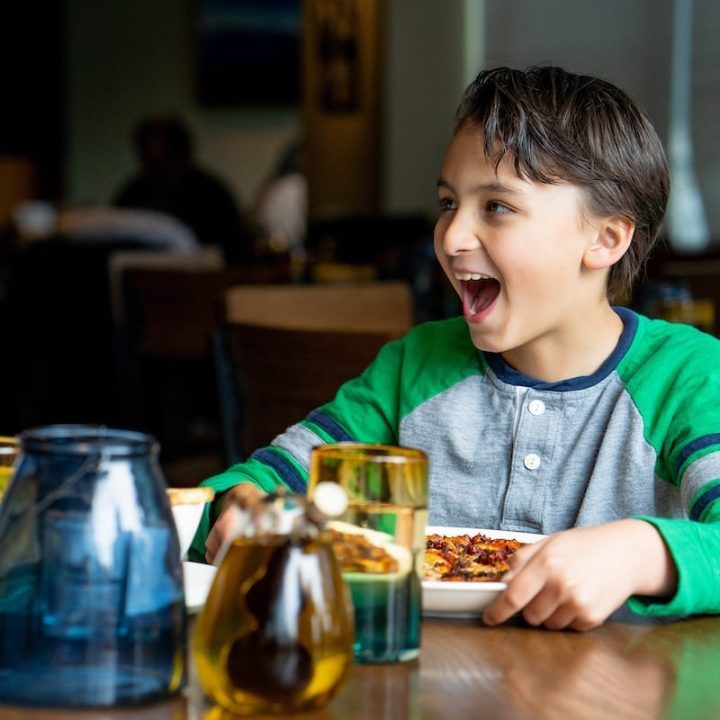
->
[528,400,545,416]
[524,453,541,470]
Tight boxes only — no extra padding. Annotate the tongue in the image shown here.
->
[463,279,501,316]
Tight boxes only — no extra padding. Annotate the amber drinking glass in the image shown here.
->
[309,443,428,664]
[0,436,19,502]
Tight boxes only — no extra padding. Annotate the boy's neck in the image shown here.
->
[499,304,625,383]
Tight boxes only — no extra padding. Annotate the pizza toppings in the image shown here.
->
[327,527,399,574]
[424,532,525,582]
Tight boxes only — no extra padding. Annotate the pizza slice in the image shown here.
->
[424,532,526,582]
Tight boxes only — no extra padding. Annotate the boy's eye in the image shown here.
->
[487,201,512,215]
[437,197,457,212]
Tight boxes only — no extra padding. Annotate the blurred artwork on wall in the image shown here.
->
[303,0,381,216]
[197,0,301,106]
[314,0,361,113]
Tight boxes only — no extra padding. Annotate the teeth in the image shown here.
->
[454,272,493,281]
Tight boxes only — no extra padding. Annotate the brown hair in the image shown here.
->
[456,66,669,302]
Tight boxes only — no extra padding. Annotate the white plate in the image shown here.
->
[422,526,544,617]
[183,561,217,614]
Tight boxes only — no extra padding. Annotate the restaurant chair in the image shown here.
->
[108,247,224,328]
[114,261,293,483]
[215,281,414,462]
[223,280,414,332]
[308,261,378,284]
[216,323,403,462]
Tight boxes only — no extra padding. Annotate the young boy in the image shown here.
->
[190,66,720,630]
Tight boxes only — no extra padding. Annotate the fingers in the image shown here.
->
[482,560,547,626]
[481,538,548,624]
[225,483,267,509]
[532,602,605,632]
[485,547,610,631]
[539,606,579,631]
[204,485,268,563]
[503,537,546,580]
[483,526,638,632]
[484,573,590,631]
[205,502,241,564]
[204,521,222,564]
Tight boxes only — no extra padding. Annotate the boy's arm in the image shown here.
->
[627,511,720,617]
[484,431,720,627]
[483,518,677,630]
[187,336,407,562]
[621,324,720,617]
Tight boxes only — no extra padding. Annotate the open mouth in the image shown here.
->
[456,273,501,318]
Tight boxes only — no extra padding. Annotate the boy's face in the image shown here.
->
[434,123,605,359]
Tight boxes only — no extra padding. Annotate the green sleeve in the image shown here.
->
[186,318,476,563]
[629,514,720,616]
[187,335,409,562]
[621,320,720,617]
[187,456,299,562]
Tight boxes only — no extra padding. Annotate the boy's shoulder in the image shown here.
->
[634,311,720,357]
[390,316,484,386]
[619,310,720,385]
[404,315,472,344]
[401,316,481,364]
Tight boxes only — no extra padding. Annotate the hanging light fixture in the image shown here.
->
[666,0,710,251]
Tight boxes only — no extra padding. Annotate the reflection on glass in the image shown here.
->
[0,426,185,708]
[309,443,428,664]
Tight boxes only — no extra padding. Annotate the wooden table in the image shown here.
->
[3,612,720,720]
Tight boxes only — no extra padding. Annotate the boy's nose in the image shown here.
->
[441,213,482,256]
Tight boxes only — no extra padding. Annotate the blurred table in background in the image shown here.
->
[637,243,720,336]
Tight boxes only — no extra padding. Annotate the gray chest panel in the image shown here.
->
[399,370,683,533]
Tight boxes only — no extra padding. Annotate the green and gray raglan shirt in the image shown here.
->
[190,307,720,618]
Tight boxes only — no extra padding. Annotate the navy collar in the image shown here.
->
[483,307,638,391]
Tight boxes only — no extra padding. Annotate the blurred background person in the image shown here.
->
[253,139,307,261]
[114,115,255,263]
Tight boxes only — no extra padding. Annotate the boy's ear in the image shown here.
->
[583,216,636,271]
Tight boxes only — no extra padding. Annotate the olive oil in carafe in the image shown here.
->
[194,535,353,715]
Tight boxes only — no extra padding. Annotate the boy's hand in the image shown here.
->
[205,484,267,563]
[482,519,677,631]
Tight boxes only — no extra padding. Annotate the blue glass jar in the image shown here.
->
[0,425,186,708]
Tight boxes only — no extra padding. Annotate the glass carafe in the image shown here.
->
[194,492,354,715]
[0,425,186,708]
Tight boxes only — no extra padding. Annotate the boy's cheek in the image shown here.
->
[438,264,462,298]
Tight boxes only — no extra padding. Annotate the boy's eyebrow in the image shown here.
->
[436,178,524,195]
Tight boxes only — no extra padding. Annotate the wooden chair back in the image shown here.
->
[224,281,414,333]
[114,261,292,464]
[121,263,293,359]
[217,280,414,461]
[222,323,399,455]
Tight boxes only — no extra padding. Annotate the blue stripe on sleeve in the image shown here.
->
[307,409,354,442]
[676,434,720,475]
[690,483,720,521]
[251,448,306,492]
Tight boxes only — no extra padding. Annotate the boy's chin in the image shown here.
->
[465,325,508,354]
